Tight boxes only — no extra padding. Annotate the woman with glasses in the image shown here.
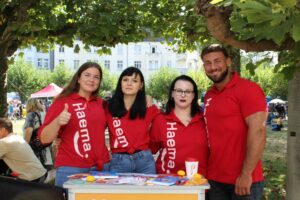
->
[39,62,109,187]
[149,75,208,176]
[105,67,159,174]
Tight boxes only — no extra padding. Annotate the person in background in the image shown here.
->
[271,116,283,131]
[201,44,267,200]
[0,118,47,183]
[24,98,53,170]
[18,103,23,119]
[39,62,109,187]
[8,102,14,120]
[106,67,159,174]
[149,75,208,176]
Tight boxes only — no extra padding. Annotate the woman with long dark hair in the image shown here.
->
[150,75,208,176]
[106,67,159,174]
[39,62,109,187]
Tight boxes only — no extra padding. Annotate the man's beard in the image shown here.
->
[207,68,229,83]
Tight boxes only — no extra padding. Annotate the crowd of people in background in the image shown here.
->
[1,44,273,200]
[7,99,52,121]
[267,103,288,131]
[7,102,24,120]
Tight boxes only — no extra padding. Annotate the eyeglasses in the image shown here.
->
[82,73,100,81]
[173,89,194,96]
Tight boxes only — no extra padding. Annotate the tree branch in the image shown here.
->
[195,0,295,52]
[2,1,38,41]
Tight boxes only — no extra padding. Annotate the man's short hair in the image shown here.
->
[0,118,13,133]
[201,44,229,59]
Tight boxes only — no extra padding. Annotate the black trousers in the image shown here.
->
[0,159,11,176]
[0,175,65,200]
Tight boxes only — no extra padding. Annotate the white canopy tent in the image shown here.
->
[269,98,285,104]
[30,83,63,98]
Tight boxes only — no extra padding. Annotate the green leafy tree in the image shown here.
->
[100,67,118,97]
[50,64,72,88]
[186,68,211,95]
[2,1,299,197]
[7,59,48,102]
[145,1,300,198]
[0,0,152,116]
[147,67,180,102]
[194,1,299,199]
[242,65,288,100]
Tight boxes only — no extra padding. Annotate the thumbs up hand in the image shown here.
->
[57,103,71,126]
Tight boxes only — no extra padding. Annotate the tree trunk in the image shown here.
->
[0,50,8,117]
[286,70,300,200]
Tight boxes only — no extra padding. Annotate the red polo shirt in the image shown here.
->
[38,93,109,170]
[204,72,267,184]
[150,112,208,176]
[105,105,159,154]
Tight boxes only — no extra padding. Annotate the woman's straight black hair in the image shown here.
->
[108,67,146,119]
[165,75,200,117]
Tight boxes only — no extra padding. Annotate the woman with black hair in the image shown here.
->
[39,62,109,187]
[106,67,159,174]
[149,75,208,176]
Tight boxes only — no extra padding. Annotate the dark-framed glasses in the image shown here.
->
[173,89,194,96]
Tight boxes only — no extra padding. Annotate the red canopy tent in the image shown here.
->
[30,83,63,98]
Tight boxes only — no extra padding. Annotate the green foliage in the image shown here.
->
[262,125,287,200]
[186,68,212,96]
[100,67,118,97]
[7,59,48,102]
[275,47,300,80]
[263,159,286,200]
[2,0,151,50]
[242,64,288,99]
[147,67,180,102]
[7,58,119,101]
[143,0,214,52]
[50,64,72,88]
[222,0,300,45]
[208,0,300,80]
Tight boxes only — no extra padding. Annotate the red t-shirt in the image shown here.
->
[203,72,267,184]
[149,111,208,177]
[38,93,109,170]
[105,105,159,154]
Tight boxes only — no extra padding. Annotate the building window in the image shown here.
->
[117,60,123,70]
[134,45,141,55]
[152,47,156,53]
[134,61,141,69]
[59,59,65,65]
[59,46,64,53]
[37,58,43,68]
[155,60,159,69]
[86,47,91,53]
[74,60,79,70]
[117,45,123,55]
[104,60,110,70]
[149,60,158,70]
[44,59,49,69]
[149,61,153,70]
